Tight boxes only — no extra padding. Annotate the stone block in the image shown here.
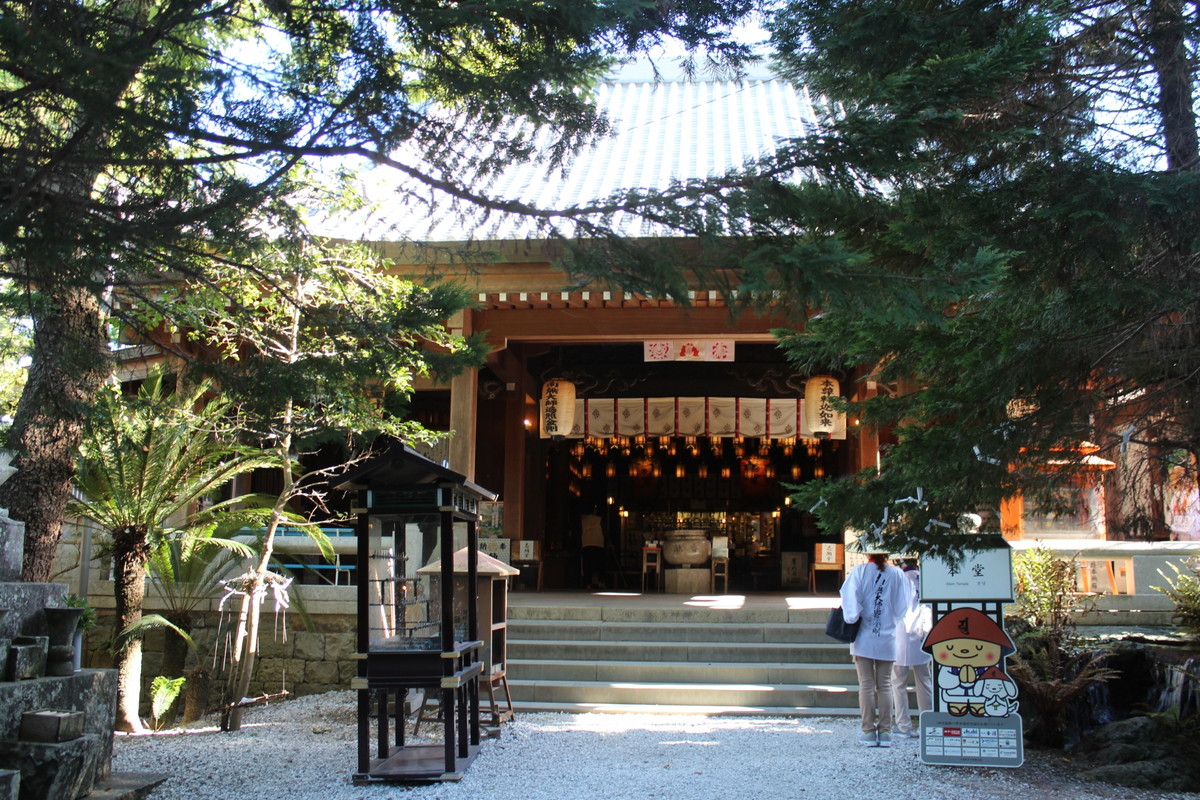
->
[0,515,24,583]
[292,632,324,661]
[664,566,711,595]
[323,633,357,661]
[18,711,83,743]
[0,584,66,639]
[0,769,17,800]
[256,633,292,659]
[255,658,304,687]
[304,661,338,686]
[8,638,48,681]
[312,614,355,634]
[0,733,102,800]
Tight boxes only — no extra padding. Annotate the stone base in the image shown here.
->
[0,769,17,800]
[0,670,118,781]
[664,566,711,595]
[0,734,101,800]
[0,514,24,584]
[87,772,168,800]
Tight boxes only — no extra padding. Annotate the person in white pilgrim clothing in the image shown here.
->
[890,561,934,738]
[839,552,910,748]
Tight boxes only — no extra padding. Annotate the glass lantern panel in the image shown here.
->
[366,513,442,651]
[425,521,476,645]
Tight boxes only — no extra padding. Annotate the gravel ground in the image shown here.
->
[112,691,1198,800]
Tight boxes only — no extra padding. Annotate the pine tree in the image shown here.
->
[0,0,756,580]
[564,1,1200,556]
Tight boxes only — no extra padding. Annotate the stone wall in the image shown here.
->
[82,586,360,719]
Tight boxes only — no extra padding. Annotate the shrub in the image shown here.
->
[1008,547,1115,747]
[1152,558,1200,634]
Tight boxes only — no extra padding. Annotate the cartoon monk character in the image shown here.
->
[922,607,1016,718]
[976,666,1020,717]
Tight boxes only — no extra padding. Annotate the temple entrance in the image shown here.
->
[538,433,850,591]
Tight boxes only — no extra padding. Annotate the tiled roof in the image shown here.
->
[328,59,819,244]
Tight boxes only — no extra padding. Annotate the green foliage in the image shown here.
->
[1153,558,1200,634]
[0,0,756,583]
[64,594,97,631]
[1012,546,1095,632]
[145,239,487,451]
[562,0,1200,557]
[0,286,30,434]
[117,615,196,657]
[71,369,276,730]
[1007,547,1115,747]
[150,676,187,731]
[71,371,279,541]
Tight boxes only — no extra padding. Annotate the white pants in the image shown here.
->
[891,662,934,734]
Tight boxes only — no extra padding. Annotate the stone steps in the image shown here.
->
[510,618,823,644]
[504,601,859,716]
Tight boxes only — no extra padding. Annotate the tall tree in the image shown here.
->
[143,236,485,730]
[560,1,1199,555]
[0,0,755,581]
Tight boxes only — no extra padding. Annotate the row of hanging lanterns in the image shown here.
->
[540,376,843,440]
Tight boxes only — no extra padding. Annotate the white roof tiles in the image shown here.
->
[333,59,818,244]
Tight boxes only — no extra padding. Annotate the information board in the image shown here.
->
[920,543,1014,602]
[919,711,1024,768]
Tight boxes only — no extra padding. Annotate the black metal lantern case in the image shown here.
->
[337,444,498,783]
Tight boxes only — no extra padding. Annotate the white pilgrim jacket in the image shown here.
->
[839,561,911,661]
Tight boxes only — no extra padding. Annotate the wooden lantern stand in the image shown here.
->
[337,444,499,783]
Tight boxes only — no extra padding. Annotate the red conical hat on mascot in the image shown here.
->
[922,607,1015,655]
[976,666,1013,682]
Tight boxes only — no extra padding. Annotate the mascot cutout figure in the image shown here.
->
[922,607,1018,718]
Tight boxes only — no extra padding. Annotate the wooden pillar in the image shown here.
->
[855,378,880,472]
[448,311,477,479]
[502,356,531,538]
[1000,495,1025,541]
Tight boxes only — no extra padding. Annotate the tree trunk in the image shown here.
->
[221,592,264,732]
[112,522,151,733]
[0,284,111,582]
[160,612,192,679]
[182,666,211,724]
[1148,0,1200,172]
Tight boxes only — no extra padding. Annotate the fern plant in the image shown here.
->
[150,675,187,731]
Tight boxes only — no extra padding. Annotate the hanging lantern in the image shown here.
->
[540,378,576,439]
[805,375,842,437]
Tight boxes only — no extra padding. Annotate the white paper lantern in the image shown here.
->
[540,379,576,438]
[805,375,842,436]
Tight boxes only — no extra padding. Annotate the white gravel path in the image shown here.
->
[112,691,1197,800]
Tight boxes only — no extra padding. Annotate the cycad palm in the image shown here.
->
[71,371,275,732]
